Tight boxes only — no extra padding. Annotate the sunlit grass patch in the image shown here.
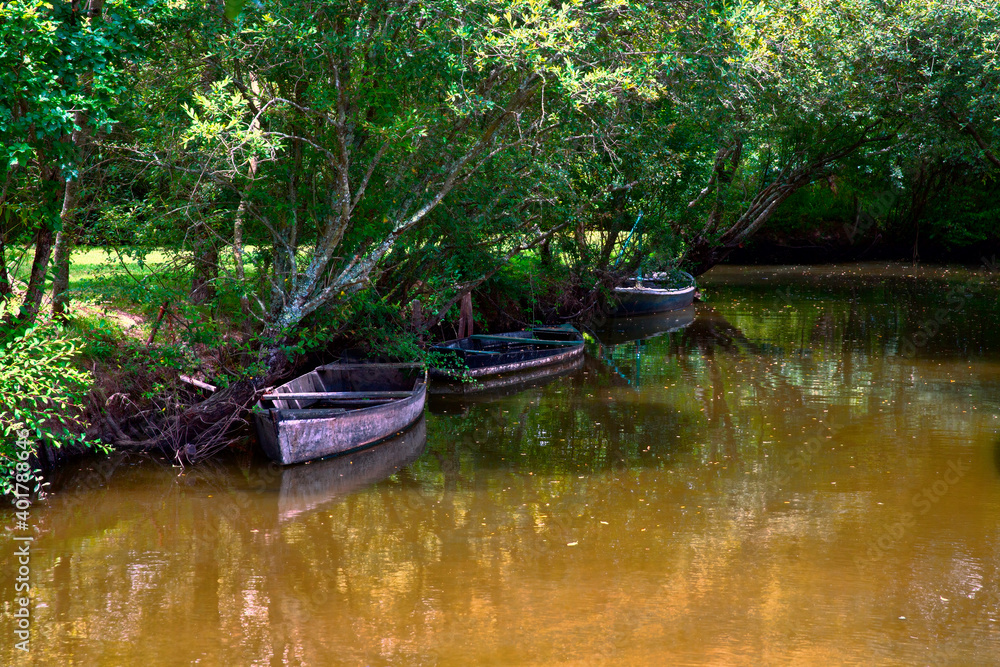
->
[67,247,174,291]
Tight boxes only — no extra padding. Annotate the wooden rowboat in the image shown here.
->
[429,354,584,397]
[612,271,697,316]
[429,324,584,391]
[253,363,426,465]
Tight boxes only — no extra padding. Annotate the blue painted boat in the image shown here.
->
[612,271,697,316]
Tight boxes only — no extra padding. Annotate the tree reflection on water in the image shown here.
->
[4,264,1000,666]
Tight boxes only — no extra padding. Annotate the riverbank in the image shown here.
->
[6,255,999,478]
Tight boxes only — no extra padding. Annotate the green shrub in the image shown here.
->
[0,303,104,495]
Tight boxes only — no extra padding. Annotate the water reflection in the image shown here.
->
[3,263,1000,665]
[593,306,694,388]
[277,418,427,522]
[596,305,696,345]
[994,433,1000,478]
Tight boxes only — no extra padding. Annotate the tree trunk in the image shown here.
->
[191,229,218,306]
[410,298,423,332]
[233,202,251,317]
[683,130,882,275]
[458,292,474,338]
[51,177,81,318]
[599,226,620,270]
[50,229,73,318]
[14,224,56,324]
[232,110,260,319]
[50,0,105,318]
[539,236,552,266]
[1,158,64,327]
[0,231,11,299]
[50,229,73,319]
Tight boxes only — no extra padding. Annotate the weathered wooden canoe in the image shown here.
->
[430,354,584,397]
[276,417,427,522]
[253,363,426,465]
[612,272,697,316]
[429,324,584,392]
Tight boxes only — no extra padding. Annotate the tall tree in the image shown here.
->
[0,0,136,324]
[116,0,658,454]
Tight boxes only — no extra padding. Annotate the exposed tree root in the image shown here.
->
[91,349,295,464]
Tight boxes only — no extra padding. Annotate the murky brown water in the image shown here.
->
[3,263,1000,666]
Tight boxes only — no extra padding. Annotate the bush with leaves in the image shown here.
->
[0,303,102,495]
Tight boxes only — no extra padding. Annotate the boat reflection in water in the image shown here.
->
[276,417,427,522]
[598,305,696,345]
[594,305,696,388]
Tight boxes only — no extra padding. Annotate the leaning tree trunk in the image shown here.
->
[684,131,883,276]
[684,175,808,276]
[4,166,62,327]
[51,177,81,319]
[13,224,56,325]
[1,158,66,327]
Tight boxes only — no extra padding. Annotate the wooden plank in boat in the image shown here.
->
[275,408,349,418]
[262,391,413,401]
[468,335,581,346]
[428,345,501,355]
[315,362,424,370]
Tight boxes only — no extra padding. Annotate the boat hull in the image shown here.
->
[254,364,426,465]
[430,353,584,395]
[429,326,584,392]
[612,284,696,316]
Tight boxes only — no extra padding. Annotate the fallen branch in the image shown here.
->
[179,374,217,393]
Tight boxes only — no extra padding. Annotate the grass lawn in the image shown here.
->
[7,246,171,284]
[3,247,183,340]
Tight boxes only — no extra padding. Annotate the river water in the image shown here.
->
[3,263,1000,665]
